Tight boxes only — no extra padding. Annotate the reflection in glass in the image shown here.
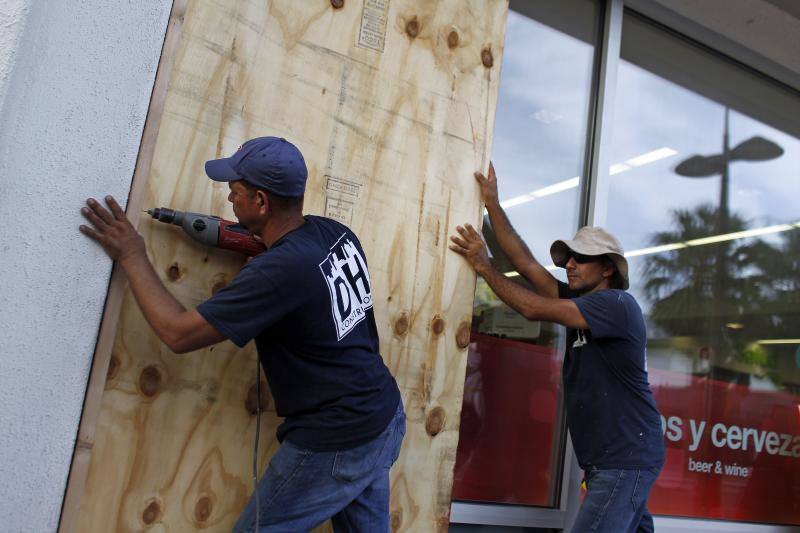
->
[597,12,800,526]
[452,0,599,507]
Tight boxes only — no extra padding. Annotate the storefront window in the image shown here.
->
[594,11,800,526]
[452,0,600,507]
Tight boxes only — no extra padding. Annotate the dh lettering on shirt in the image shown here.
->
[320,236,373,340]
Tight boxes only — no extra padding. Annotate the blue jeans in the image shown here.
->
[571,467,660,533]
[233,403,405,533]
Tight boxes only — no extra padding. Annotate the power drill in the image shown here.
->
[146,207,266,256]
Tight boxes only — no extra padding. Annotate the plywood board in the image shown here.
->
[72,0,507,531]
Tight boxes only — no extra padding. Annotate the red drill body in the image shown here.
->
[146,207,266,256]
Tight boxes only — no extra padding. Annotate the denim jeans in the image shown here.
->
[233,403,405,533]
[571,467,661,533]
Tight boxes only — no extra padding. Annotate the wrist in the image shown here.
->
[484,197,501,211]
[474,259,494,277]
[119,249,148,270]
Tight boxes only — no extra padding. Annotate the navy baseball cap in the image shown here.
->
[205,136,308,197]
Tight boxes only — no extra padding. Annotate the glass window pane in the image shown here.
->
[452,0,599,507]
[596,11,800,526]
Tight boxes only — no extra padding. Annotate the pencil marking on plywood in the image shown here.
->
[325,196,356,225]
[326,176,362,198]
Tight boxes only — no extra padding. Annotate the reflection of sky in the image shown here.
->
[601,59,800,308]
[603,60,800,253]
[490,10,596,278]
[490,7,799,324]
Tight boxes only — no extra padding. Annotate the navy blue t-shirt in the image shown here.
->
[559,283,665,470]
[197,215,401,451]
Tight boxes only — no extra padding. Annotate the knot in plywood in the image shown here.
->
[330,0,344,8]
[447,30,459,49]
[142,499,161,525]
[139,365,162,397]
[481,47,494,68]
[166,262,182,281]
[393,313,409,337]
[390,508,403,531]
[405,17,420,38]
[425,406,446,436]
[455,321,471,349]
[431,315,445,335]
[194,495,214,523]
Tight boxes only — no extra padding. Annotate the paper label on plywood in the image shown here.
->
[357,0,390,52]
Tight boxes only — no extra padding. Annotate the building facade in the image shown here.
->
[0,1,796,531]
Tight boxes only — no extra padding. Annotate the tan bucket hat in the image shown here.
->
[550,226,629,290]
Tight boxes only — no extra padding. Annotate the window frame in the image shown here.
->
[450,0,622,527]
[450,0,800,530]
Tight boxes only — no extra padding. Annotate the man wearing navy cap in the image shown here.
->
[79,136,404,532]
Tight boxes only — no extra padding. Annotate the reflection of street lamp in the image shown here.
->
[675,108,783,232]
[673,107,783,378]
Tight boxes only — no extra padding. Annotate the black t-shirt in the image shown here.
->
[559,282,665,469]
[197,215,401,451]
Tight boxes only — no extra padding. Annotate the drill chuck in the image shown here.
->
[147,207,219,247]
[146,207,183,225]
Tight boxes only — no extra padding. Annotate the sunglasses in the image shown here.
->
[567,251,603,264]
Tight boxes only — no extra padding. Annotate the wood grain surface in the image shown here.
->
[71,1,507,531]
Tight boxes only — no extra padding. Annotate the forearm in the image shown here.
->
[476,262,586,329]
[119,253,190,348]
[477,260,544,320]
[485,200,558,297]
[485,201,535,265]
[80,195,224,353]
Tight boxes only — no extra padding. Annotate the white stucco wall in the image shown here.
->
[0,0,29,112]
[0,1,172,530]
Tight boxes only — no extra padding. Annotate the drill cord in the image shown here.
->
[253,357,261,532]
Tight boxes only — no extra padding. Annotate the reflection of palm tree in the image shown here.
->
[752,229,800,302]
[644,204,800,386]
[664,108,786,383]
[645,205,743,333]
[643,205,765,379]
[748,231,800,387]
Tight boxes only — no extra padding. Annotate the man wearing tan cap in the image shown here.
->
[450,164,664,533]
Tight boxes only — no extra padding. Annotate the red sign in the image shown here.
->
[649,369,800,525]
[452,334,800,526]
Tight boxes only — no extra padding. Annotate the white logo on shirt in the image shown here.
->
[319,234,373,340]
[573,330,588,348]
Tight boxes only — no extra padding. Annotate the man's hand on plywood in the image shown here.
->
[449,222,491,276]
[474,161,499,208]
